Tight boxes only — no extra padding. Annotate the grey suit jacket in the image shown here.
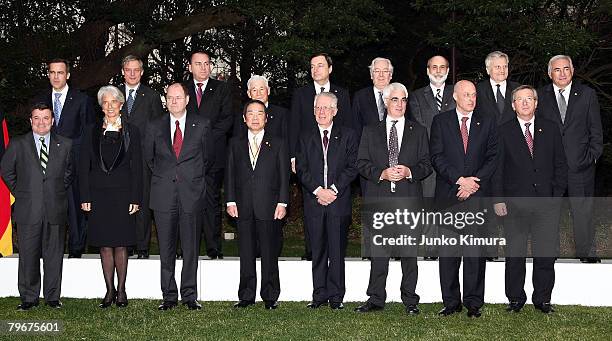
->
[1,132,73,225]
[408,84,455,136]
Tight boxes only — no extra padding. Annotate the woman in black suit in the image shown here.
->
[79,85,142,308]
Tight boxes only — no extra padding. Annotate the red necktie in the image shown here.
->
[173,120,183,159]
[524,122,534,157]
[196,82,203,108]
[460,116,469,154]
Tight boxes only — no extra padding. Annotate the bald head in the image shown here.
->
[453,80,477,115]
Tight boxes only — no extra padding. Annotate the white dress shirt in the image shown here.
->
[517,116,535,137]
[313,123,338,196]
[553,81,572,105]
[33,132,51,158]
[490,78,507,102]
[456,110,473,134]
[430,83,446,98]
[314,81,330,94]
[170,111,187,143]
[52,84,69,109]
[193,78,209,93]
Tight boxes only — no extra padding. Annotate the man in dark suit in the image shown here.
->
[493,85,567,314]
[354,83,432,315]
[289,52,352,260]
[537,55,603,263]
[35,59,95,258]
[226,100,289,310]
[119,55,164,259]
[475,51,520,261]
[430,80,498,318]
[352,57,393,137]
[1,103,73,310]
[184,51,233,259]
[144,83,211,311]
[408,55,456,260]
[296,92,359,310]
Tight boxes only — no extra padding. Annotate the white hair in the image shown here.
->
[247,75,270,90]
[485,51,509,70]
[97,85,125,106]
[313,92,338,108]
[368,57,394,77]
[382,82,408,101]
[547,55,574,75]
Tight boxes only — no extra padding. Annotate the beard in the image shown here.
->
[427,70,448,85]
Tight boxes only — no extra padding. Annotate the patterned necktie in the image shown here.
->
[524,122,534,157]
[250,135,259,169]
[53,93,62,124]
[322,129,329,150]
[496,84,505,114]
[388,120,399,167]
[320,86,325,94]
[557,89,567,123]
[435,88,442,112]
[196,83,203,108]
[173,120,183,159]
[460,116,469,154]
[39,136,48,175]
[127,89,135,115]
[378,91,385,121]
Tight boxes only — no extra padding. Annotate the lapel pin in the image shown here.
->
[265,141,270,147]
[192,123,196,127]
[209,88,213,91]
[334,136,339,139]
[409,125,413,130]
[538,128,542,132]
[476,122,481,126]
[57,143,60,147]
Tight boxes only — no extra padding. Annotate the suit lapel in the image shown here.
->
[253,132,272,171]
[376,122,390,165]
[564,82,581,125]
[511,119,533,160]
[466,112,482,156]
[47,133,64,175]
[543,85,563,125]
[398,121,414,159]
[179,114,197,161]
[446,113,465,156]
[326,125,341,170]
[27,133,42,175]
[57,88,76,128]
[368,89,382,121]
[162,115,173,155]
[441,85,454,111]
[240,135,252,170]
[423,87,438,114]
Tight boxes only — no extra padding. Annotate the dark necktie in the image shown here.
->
[378,91,385,121]
[323,129,329,150]
[558,89,567,123]
[173,120,183,159]
[435,88,443,112]
[496,84,505,114]
[524,122,534,157]
[39,136,48,175]
[196,83,203,108]
[320,86,325,94]
[127,89,135,115]
[388,120,399,167]
[460,116,469,154]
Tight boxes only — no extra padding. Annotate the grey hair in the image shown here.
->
[313,92,338,108]
[122,55,143,69]
[511,85,538,102]
[97,85,125,106]
[368,57,394,77]
[485,51,509,70]
[382,82,408,102]
[547,55,574,75]
[247,75,270,90]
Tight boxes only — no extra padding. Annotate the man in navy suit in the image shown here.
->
[352,57,393,138]
[537,55,603,263]
[289,52,352,260]
[184,51,233,259]
[430,80,498,318]
[296,92,359,310]
[35,59,95,258]
[493,85,567,314]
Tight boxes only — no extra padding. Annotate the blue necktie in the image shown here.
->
[127,89,135,115]
[53,93,62,124]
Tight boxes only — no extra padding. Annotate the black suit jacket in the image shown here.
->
[296,125,359,217]
[35,87,95,148]
[233,103,288,141]
[184,78,233,169]
[289,83,351,157]
[475,80,520,126]
[430,110,498,199]
[119,83,164,136]
[352,86,385,137]
[408,84,455,135]
[144,113,212,213]
[224,132,290,220]
[537,81,603,172]
[1,132,73,225]
[357,119,432,197]
[492,117,567,198]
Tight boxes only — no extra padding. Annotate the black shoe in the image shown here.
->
[579,257,601,264]
[17,301,39,311]
[467,307,482,318]
[534,302,555,314]
[330,302,344,310]
[127,248,135,258]
[99,291,116,308]
[405,304,420,315]
[183,300,202,310]
[217,253,224,260]
[423,256,438,261]
[486,257,499,262]
[158,301,178,311]
[234,300,255,308]
[354,302,383,313]
[264,301,279,310]
[137,250,149,259]
[208,250,218,260]
[306,301,327,309]
[301,254,312,261]
[362,257,371,261]
[506,301,523,313]
[438,305,462,316]
[68,252,82,258]
[116,291,128,308]
[393,257,402,261]
[47,300,62,309]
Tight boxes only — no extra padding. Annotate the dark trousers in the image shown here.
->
[17,219,65,303]
[305,212,349,303]
[67,180,86,254]
[568,166,596,257]
[237,217,281,302]
[366,257,419,307]
[135,160,153,251]
[203,168,224,255]
[154,196,201,303]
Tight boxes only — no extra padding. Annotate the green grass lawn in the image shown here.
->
[0,298,610,340]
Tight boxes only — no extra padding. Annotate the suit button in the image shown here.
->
[533,183,538,187]
[172,179,176,183]
[534,169,538,172]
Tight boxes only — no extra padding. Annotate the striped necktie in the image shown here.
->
[39,136,48,175]
[435,88,442,112]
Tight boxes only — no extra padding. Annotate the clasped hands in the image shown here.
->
[227,204,287,220]
[317,188,337,206]
[80,202,140,215]
[456,176,480,201]
[381,165,411,182]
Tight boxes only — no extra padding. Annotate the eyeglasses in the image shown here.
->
[166,96,185,102]
[314,106,336,112]
[388,97,408,104]
[372,69,390,75]
[513,96,535,103]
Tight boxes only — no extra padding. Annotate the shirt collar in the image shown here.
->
[516,115,535,127]
[430,83,445,94]
[314,81,330,93]
[553,81,572,95]
[126,83,140,92]
[33,131,50,142]
[386,115,405,125]
[318,122,334,136]
[247,129,265,141]
[171,111,187,125]
[193,78,209,91]
[456,109,473,120]
[489,78,507,89]
[53,84,69,96]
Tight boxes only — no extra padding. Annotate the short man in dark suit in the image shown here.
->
[430,80,498,318]
[296,92,359,310]
[352,57,393,137]
[493,85,567,314]
[537,55,603,263]
[289,52,352,260]
[144,83,211,311]
[354,83,432,315]
[226,100,289,310]
[1,103,73,310]
[119,55,164,259]
[409,55,456,260]
[35,59,95,258]
[184,51,233,259]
